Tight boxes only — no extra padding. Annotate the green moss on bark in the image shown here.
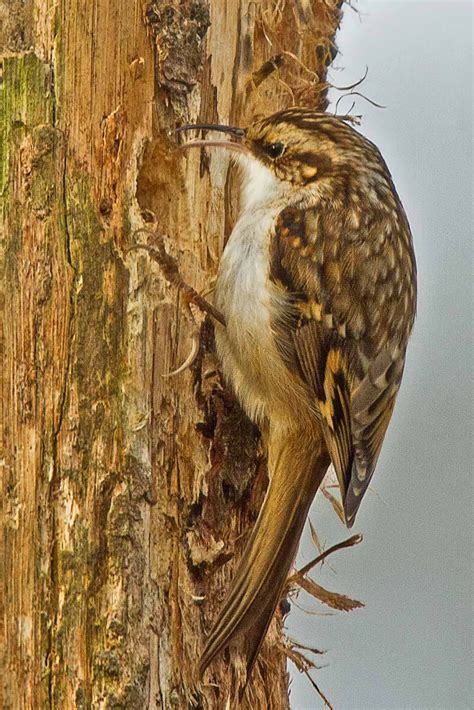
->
[0,53,52,194]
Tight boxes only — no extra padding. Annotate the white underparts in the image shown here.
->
[215,157,309,429]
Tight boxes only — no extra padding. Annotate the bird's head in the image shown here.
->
[178,108,386,209]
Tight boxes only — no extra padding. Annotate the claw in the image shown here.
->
[199,283,216,300]
[162,330,200,378]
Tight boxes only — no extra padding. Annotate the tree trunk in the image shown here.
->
[1,1,342,707]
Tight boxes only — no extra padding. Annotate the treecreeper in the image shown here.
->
[178,108,417,681]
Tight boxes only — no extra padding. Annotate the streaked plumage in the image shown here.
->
[181,108,417,681]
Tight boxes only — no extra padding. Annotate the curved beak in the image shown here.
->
[179,139,250,156]
[175,123,250,156]
[175,123,245,138]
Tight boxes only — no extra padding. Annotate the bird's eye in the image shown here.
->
[264,142,285,159]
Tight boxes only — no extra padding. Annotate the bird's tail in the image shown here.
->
[200,429,329,678]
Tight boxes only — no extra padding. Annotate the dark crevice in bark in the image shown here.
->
[46,49,78,707]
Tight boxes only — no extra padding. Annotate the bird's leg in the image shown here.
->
[126,228,225,376]
[127,229,226,326]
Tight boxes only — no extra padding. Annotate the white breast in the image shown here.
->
[217,206,278,335]
[214,208,278,423]
[214,158,304,426]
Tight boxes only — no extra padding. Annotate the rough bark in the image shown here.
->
[1,1,343,708]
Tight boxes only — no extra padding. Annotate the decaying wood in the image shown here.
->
[1,1,344,707]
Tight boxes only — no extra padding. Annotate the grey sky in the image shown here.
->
[287,2,473,708]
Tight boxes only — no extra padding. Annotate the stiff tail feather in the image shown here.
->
[200,431,329,678]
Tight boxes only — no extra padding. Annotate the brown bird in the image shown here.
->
[180,108,417,680]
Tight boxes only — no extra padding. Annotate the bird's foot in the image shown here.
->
[127,228,225,376]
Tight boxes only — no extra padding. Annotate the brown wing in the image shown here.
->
[271,203,416,526]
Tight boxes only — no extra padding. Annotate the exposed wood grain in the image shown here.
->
[1,1,343,707]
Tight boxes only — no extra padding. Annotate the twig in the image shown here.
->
[344,90,386,109]
[329,65,368,92]
[287,533,363,587]
[282,50,320,81]
[335,90,386,116]
[284,636,325,656]
[282,644,333,709]
[298,575,364,612]
[303,669,334,710]
[251,53,285,89]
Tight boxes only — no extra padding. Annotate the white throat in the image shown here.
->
[236,154,286,212]
[215,154,306,425]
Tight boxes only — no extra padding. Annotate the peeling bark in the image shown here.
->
[1,2,343,708]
